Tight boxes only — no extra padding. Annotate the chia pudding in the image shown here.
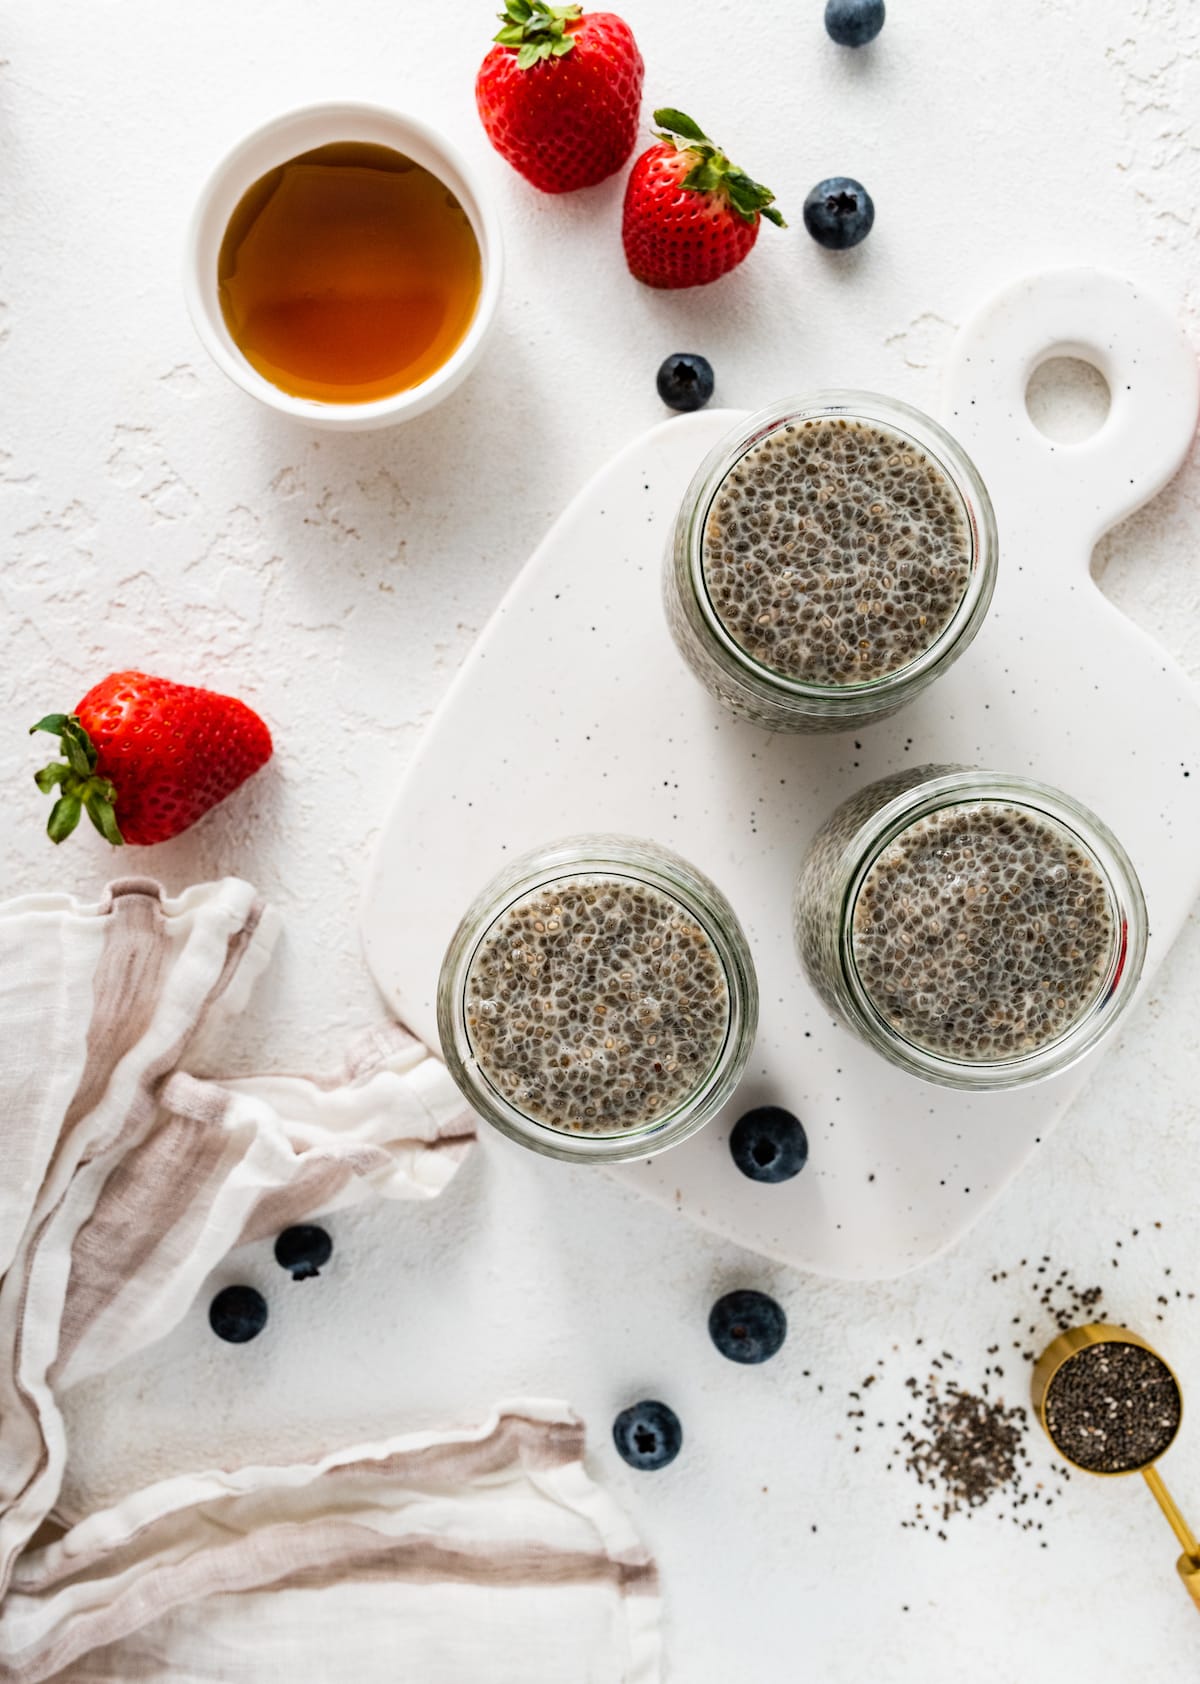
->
[795,769,1147,1088]
[439,838,758,1160]
[852,801,1115,1062]
[464,874,730,1133]
[665,395,996,731]
[704,418,970,686]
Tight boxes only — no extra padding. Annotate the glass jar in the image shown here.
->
[664,392,998,732]
[794,767,1148,1089]
[437,835,758,1162]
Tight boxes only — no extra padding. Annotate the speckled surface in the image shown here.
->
[3,0,1200,1678]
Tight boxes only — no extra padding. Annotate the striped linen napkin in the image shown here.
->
[3,1402,660,1683]
[0,876,659,1682]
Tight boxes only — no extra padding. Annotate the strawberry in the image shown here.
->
[476,2,643,194]
[622,109,785,290]
[30,671,272,846]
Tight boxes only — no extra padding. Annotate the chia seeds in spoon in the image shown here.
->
[852,800,1116,1062]
[702,417,971,687]
[1045,1342,1182,1473]
[464,875,730,1136]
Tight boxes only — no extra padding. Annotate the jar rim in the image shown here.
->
[834,772,1148,1089]
[436,836,759,1161]
[682,390,998,703]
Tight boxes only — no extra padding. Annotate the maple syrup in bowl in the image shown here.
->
[186,105,502,429]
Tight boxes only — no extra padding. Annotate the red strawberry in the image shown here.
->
[476,2,643,194]
[30,671,272,846]
[622,109,785,290]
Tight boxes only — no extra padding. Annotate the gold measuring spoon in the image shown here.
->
[1032,1322,1200,1606]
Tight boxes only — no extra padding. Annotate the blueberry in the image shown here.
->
[274,1224,333,1281]
[209,1285,268,1344]
[657,353,715,414]
[708,1289,787,1364]
[612,1400,683,1470]
[824,0,885,47]
[803,177,875,250]
[730,1106,809,1183]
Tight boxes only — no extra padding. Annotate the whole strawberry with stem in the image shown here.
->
[30,671,272,845]
[476,2,643,194]
[622,109,785,290]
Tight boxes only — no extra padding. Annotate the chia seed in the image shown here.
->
[904,1381,1030,1518]
[464,874,731,1136]
[701,417,971,688]
[1044,1341,1182,1473]
[847,1347,1064,1535]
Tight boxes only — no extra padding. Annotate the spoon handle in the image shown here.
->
[1142,1464,1200,1604]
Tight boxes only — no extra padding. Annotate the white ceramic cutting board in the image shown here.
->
[362,268,1200,1279]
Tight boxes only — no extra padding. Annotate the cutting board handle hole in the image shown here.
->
[1025,353,1112,446]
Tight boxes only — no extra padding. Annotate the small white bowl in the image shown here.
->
[185,102,503,431]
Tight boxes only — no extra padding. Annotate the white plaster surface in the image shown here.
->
[2,0,1200,1678]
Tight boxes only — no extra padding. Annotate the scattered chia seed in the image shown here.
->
[1044,1342,1181,1473]
[903,1380,1028,1516]
[848,1347,1064,1535]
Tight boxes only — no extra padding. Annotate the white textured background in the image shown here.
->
[3,1,1200,1678]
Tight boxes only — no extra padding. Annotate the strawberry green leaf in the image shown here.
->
[47,795,82,845]
[29,713,72,737]
[31,713,96,774]
[665,119,786,228]
[682,158,726,195]
[34,762,68,794]
[61,727,94,778]
[84,790,124,847]
[653,109,710,145]
[493,0,581,61]
[725,178,773,222]
[29,713,125,847]
[724,169,772,206]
